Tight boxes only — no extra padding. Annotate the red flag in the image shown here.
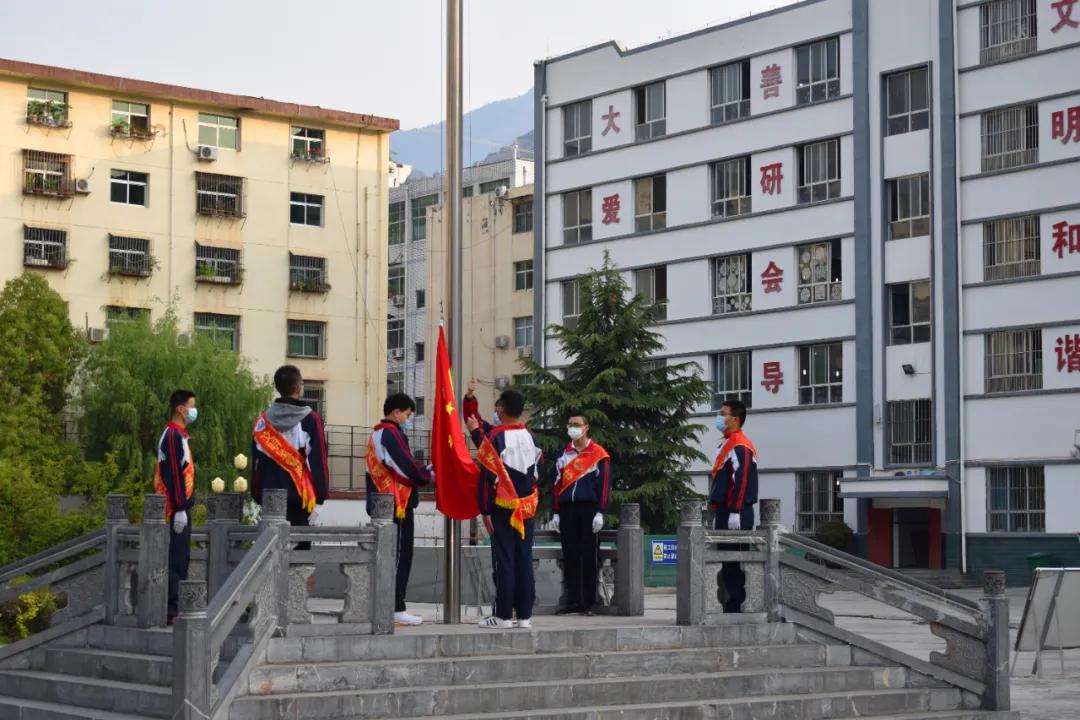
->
[433,325,480,519]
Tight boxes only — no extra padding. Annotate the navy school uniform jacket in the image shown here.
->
[553,442,611,513]
[251,397,329,510]
[470,424,543,516]
[155,422,195,518]
[364,420,433,516]
[708,433,759,514]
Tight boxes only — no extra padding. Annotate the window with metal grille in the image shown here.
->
[634,175,667,232]
[289,254,329,293]
[514,260,534,291]
[889,280,932,345]
[981,103,1038,172]
[23,150,74,198]
[389,201,406,245]
[711,351,752,410]
[634,266,667,320]
[479,178,508,195]
[562,279,587,330]
[111,100,151,137]
[287,320,325,358]
[411,194,439,240]
[985,328,1042,393]
[710,61,750,125]
[980,0,1037,64]
[634,82,666,141]
[23,226,67,269]
[797,139,841,205]
[300,381,326,418]
[198,113,239,149]
[887,174,931,240]
[463,186,475,198]
[194,313,240,351]
[513,200,533,233]
[415,342,425,362]
[106,306,150,327]
[108,235,152,277]
[983,215,1040,281]
[387,319,404,352]
[110,170,148,206]
[195,172,244,217]
[26,88,69,128]
[562,189,593,245]
[885,66,930,136]
[710,157,751,218]
[387,371,405,396]
[795,471,844,534]
[712,253,752,315]
[987,465,1045,532]
[563,100,592,157]
[797,239,842,305]
[514,316,534,348]
[291,127,326,160]
[290,193,323,226]
[195,244,242,284]
[799,342,843,405]
[888,399,932,465]
[795,37,840,105]
[388,264,405,301]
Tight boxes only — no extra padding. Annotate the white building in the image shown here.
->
[533,0,1080,583]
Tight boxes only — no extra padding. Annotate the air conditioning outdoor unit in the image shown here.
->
[494,335,509,349]
[198,145,219,161]
[495,186,510,199]
[176,333,194,348]
[495,376,510,389]
[517,346,534,359]
[74,178,92,194]
[391,295,405,307]
[87,327,109,343]
[390,348,405,360]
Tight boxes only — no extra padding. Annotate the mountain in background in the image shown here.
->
[392,88,533,175]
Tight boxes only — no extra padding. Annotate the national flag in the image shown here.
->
[432,325,480,519]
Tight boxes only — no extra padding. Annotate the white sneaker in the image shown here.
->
[394,611,423,626]
[516,618,532,629]
[478,615,513,629]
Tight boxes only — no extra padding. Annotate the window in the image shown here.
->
[514,260,534,291]
[512,373,533,387]
[563,100,592,157]
[290,192,323,226]
[797,239,842,305]
[111,100,151,137]
[885,66,929,136]
[416,289,426,309]
[987,466,1045,532]
[889,280,932,345]
[634,175,667,232]
[411,194,439,240]
[888,399,932,465]
[194,313,240,351]
[289,254,329,293]
[981,103,1038,172]
[415,342,426,362]
[23,150,73,198]
[23,226,67,269]
[797,139,841,204]
[415,397,426,416]
[195,244,242,284]
[562,189,593,245]
[633,266,668,320]
[711,351,752,410]
[710,157,751,218]
[513,200,534,233]
[195,172,244,217]
[26,88,69,128]
[710,61,750,125]
[980,0,1037,64]
[291,127,325,160]
[795,471,844,534]
[562,279,587,330]
[389,201,406,245]
[799,342,843,405]
[387,371,405,396]
[712,253,752,315]
[388,264,405,301]
[514,316,534,348]
[795,37,840,105]
[387,320,404,357]
[198,113,239,150]
[985,328,1042,393]
[634,82,666,141]
[110,170,148,206]
[300,381,326,418]
[479,179,508,195]
[462,186,475,198]
[108,235,152,277]
[287,320,326,358]
[983,215,1040,281]
[106,306,149,327]
[887,174,931,239]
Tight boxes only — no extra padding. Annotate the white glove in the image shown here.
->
[552,514,560,533]
[426,464,436,485]
[727,513,741,531]
[309,508,320,524]
[172,510,188,534]
[592,513,604,534]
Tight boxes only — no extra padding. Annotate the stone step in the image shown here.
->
[33,646,173,686]
[267,622,797,664]
[249,643,838,695]
[228,665,909,719]
[0,670,171,718]
[0,695,151,720]
[83,625,173,656]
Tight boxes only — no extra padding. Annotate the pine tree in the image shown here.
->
[519,256,711,533]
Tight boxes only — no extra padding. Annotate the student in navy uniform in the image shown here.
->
[466,388,542,629]
[709,399,759,614]
[462,378,499,616]
[154,390,198,624]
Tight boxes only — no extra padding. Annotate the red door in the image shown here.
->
[868,508,892,567]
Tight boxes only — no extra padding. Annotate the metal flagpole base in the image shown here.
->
[443,517,461,624]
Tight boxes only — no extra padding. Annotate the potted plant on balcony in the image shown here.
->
[196,262,217,281]
[110,118,130,136]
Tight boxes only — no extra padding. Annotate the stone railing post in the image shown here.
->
[759,498,782,622]
[137,494,169,628]
[104,494,129,624]
[676,500,706,626]
[207,493,242,599]
[615,504,644,616]
[172,580,210,720]
[259,489,290,635]
[981,570,1011,711]
[370,493,397,635]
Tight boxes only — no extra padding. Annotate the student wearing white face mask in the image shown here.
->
[709,399,758,614]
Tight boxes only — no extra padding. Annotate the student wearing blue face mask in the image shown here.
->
[155,389,197,624]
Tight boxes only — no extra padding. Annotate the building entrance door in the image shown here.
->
[892,507,942,569]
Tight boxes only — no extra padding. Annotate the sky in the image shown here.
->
[0,0,798,130]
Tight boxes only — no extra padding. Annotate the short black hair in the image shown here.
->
[567,410,589,425]
[722,399,747,428]
[169,389,195,417]
[384,393,416,416]
[274,365,303,396]
[497,389,525,418]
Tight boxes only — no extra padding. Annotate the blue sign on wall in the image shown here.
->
[650,539,677,565]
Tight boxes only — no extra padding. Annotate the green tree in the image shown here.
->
[519,257,711,533]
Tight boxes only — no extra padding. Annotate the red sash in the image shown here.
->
[477,436,538,539]
[154,455,194,518]
[253,413,317,513]
[711,430,757,479]
[366,433,411,520]
[554,442,609,498]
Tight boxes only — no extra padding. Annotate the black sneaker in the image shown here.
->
[555,605,581,615]
[582,607,594,616]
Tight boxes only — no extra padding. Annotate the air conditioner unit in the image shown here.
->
[391,294,405,307]
[517,346,534,359]
[390,348,405,361]
[495,376,510,389]
[176,332,194,348]
[74,178,92,194]
[495,185,509,199]
[87,327,109,343]
[494,335,509,349]
[198,145,218,161]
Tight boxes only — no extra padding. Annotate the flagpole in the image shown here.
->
[443,0,463,625]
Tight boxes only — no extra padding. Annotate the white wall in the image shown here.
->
[965,394,1080,460]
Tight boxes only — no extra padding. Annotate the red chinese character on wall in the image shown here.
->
[1052,0,1079,32]
[759,162,784,195]
[1050,105,1080,144]
[760,261,784,293]
[601,105,621,136]
[1056,334,1080,373]
[760,64,783,99]
[761,361,784,394]
[1051,220,1080,258]
[601,193,621,225]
